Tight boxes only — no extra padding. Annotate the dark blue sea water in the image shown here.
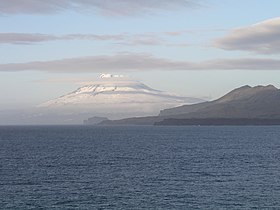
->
[0,126,280,209]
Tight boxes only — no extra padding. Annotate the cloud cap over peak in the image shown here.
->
[214,17,280,54]
[0,0,201,16]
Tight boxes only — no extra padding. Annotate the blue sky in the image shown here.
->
[0,0,280,108]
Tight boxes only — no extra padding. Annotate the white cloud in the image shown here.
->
[0,53,280,73]
[214,17,280,54]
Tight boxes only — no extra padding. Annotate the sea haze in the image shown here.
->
[0,126,280,209]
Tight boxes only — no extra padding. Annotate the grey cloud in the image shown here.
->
[214,17,280,54]
[62,34,125,41]
[0,54,191,72]
[117,34,164,46]
[0,33,125,44]
[0,32,188,47]
[198,58,280,70]
[0,0,68,14]
[0,33,57,44]
[0,53,280,73]
[0,0,201,16]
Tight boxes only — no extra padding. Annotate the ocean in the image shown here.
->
[0,126,280,209]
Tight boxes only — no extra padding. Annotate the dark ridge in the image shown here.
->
[160,84,280,118]
[155,118,280,126]
[99,84,280,126]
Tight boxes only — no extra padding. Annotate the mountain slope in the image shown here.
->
[160,85,280,119]
[41,80,200,107]
[101,84,280,126]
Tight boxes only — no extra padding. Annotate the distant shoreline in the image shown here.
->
[155,118,280,126]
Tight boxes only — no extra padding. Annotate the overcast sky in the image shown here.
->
[1,0,280,108]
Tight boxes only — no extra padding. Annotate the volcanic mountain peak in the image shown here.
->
[99,74,125,78]
[217,84,278,103]
[39,75,205,118]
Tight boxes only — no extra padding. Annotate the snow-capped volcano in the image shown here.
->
[40,75,202,108]
[37,75,204,122]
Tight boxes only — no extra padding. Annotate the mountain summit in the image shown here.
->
[217,85,278,103]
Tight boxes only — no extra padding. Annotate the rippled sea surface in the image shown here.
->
[0,126,280,209]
